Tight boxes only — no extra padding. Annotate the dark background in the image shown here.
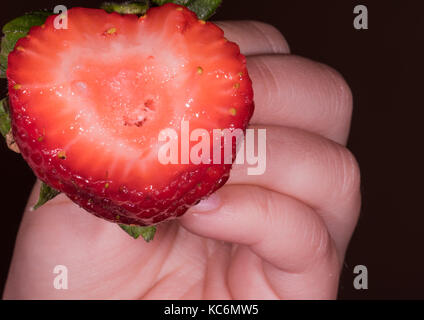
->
[0,0,422,299]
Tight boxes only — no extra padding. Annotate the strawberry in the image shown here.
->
[7,4,254,228]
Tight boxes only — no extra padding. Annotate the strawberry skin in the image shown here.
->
[7,4,254,226]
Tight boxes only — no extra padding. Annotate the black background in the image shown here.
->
[0,0,422,299]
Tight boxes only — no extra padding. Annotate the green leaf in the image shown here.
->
[119,224,157,242]
[0,11,51,78]
[0,97,11,137]
[101,1,149,15]
[187,0,222,20]
[2,11,51,33]
[151,0,222,20]
[33,182,61,210]
[152,0,194,5]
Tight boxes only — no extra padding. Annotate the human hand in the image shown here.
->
[3,21,360,300]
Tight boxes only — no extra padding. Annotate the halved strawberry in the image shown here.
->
[7,4,254,226]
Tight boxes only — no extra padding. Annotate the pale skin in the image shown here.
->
[3,21,361,300]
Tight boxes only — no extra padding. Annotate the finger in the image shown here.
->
[3,181,178,299]
[230,125,361,255]
[182,185,333,271]
[225,247,280,300]
[229,246,339,299]
[215,21,290,55]
[247,55,353,145]
[180,185,340,299]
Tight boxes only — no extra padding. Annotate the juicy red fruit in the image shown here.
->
[7,4,254,226]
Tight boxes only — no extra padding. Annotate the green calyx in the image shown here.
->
[0,97,11,137]
[101,1,150,15]
[151,0,222,20]
[187,0,222,20]
[119,224,157,242]
[101,0,222,20]
[152,0,192,5]
[33,182,61,210]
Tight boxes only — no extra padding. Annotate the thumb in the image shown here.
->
[179,184,335,274]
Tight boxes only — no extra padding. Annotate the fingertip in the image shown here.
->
[214,20,290,56]
[188,192,222,213]
[179,185,263,245]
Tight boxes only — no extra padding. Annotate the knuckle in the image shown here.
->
[254,187,274,223]
[295,210,335,272]
[249,56,280,105]
[336,146,361,198]
[309,223,334,267]
[247,20,290,54]
[323,65,354,123]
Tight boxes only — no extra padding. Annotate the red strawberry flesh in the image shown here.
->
[7,4,254,226]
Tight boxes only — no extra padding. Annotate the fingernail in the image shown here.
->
[191,193,221,213]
